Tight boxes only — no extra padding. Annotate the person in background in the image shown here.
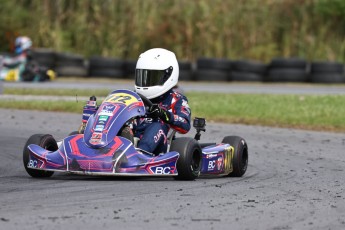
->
[0,36,55,81]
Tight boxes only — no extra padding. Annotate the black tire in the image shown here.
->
[310,73,345,83]
[21,60,40,82]
[270,58,307,69]
[267,68,307,82]
[30,48,56,69]
[89,56,124,69]
[222,136,248,177]
[55,66,88,77]
[178,60,193,81]
[23,134,58,178]
[178,60,192,70]
[232,60,267,74]
[231,71,263,82]
[56,52,85,66]
[89,68,124,78]
[124,59,137,78]
[88,56,125,78]
[195,69,229,81]
[310,61,344,74]
[170,137,202,180]
[179,70,193,81]
[197,58,232,71]
[55,52,87,77]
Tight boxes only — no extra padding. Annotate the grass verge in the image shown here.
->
[4,88,112,97]
[1,92,345,132]
[188,93,345,132]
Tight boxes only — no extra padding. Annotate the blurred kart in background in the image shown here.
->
[23,89,248,180]
[0,53,56,82]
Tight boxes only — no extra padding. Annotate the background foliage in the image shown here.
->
[0,0,344,62]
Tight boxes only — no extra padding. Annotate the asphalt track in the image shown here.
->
[1,108,345,230]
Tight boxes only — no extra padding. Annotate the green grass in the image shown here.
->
[1,100,85,114]
[4,88,112,97]
[188,93,345,132]
[2,91,345,132]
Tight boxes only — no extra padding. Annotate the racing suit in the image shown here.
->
[134,89,191,154]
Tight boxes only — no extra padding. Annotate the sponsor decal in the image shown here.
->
[173,115,186,123]
[180,99,191,116]
[182,99,190,108]
[154,129,167,144]
[208,160,216,170]
[94,125,104,132]
[206,153,218,159]
[27,159,38,168]
[90,132,102,144]
[99,115,108,122]
[98,105,116,116]
[105,105,115,110]
[217,157,223,171]
[98,110,114,116]
[153,166,175,174]
[144,118,153,123]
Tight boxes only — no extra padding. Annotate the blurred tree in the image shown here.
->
[0,0,343,61]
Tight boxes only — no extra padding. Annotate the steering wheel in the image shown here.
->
[137,93,153,108]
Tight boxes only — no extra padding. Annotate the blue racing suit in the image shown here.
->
[134,89,191,154]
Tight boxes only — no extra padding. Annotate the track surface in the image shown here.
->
[1,109,345,230]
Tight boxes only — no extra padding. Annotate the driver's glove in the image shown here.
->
[149,104,172,124]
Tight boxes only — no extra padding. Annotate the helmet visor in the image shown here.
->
[135,67,173,87]
[15,45,22,54]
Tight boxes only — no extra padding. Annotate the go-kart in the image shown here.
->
[23,89,248,180]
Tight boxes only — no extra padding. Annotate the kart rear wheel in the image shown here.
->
[222,136,248,177]
[23,134,58,178]
[170,137,202,180]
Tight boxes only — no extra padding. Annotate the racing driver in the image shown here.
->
[133,48,191,155]
[80,48,191,155]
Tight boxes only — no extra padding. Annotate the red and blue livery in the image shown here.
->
[23,89,248,180]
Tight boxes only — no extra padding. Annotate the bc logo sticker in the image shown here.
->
[28,160,38,168]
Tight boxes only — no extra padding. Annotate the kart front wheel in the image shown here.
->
[222,136,248,177]
[23,134,58,178]
[170,137,202,180]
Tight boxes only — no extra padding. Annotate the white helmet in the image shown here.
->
[135,48,179,99]
[15,36,32,54]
